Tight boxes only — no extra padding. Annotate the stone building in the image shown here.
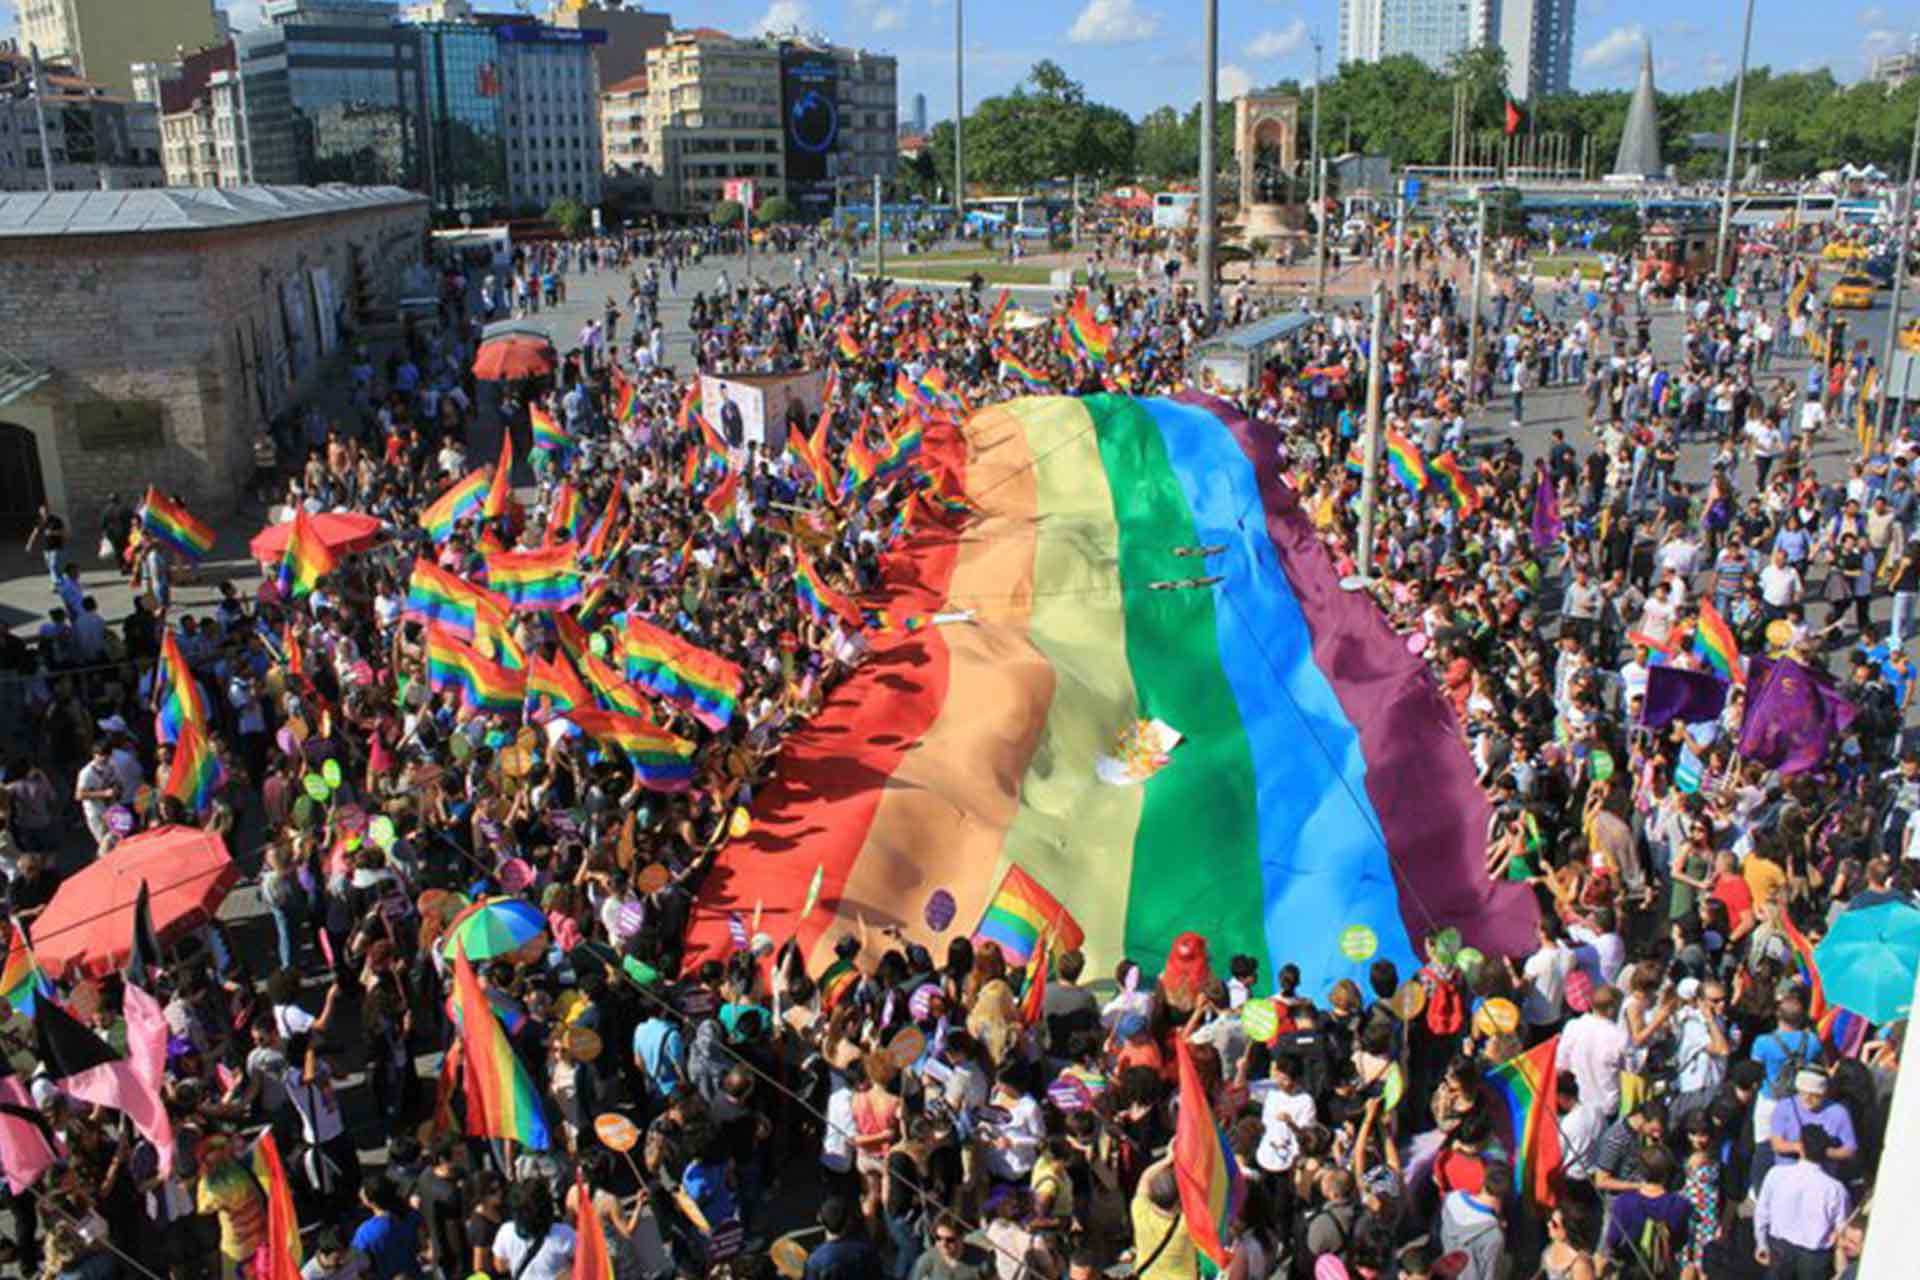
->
[0,185,427,534]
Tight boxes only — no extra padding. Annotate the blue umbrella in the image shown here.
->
[1813,902,1920,1025]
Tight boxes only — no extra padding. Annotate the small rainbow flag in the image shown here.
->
[835,327,861,361]
[406,558,488,639]
[546,483,581,545]
[1485,1036,1564,1208]
[1383,429,1428,494]
[529,404,569,455]
[155,628,209,746]
[275,509,337,600]
[840,427,880,497]
[485,544,584,612]
[483,431,514,520]
[581,486,623,563]
[1172,1037,1243,1269]
[578,642,652,720]
[420,469,490,542]
[892,369,919,409]
[973,865,1084,967]
[612,371,639,425]
[140,488,214,560]
[572,1170,614,1280]
[989,290,1010,331]
[250,1132,303,1280]
[451,947,550,1149]
[526,650,594,714]
[870,421,924,487]
[1065,293,1113,365]
[1781,912,1827,1021]
[998,350,1052,392]
[0,922,49,1020]
[789,409,836,503]
[568,707,695,790]
[1693,598,1744,686]
[1429,451,1481,512]
[703,466,742,534]
[163,717,227,816]
[1818,1005,1870,1059]
[883,289,913,320]
[795,549,864,630]
[426,625,527,715]
[623,615,742,731]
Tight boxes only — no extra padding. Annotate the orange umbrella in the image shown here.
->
[32,826,239,979]
[248,511,384,565]
[473,334,557,381]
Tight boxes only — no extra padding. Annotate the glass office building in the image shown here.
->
[419,22,507,214]
[237,4,427,189]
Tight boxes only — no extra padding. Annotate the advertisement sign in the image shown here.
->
[780,48,838,222]
[723,179,757,212]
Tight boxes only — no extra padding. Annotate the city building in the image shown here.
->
[547,1,671,95]
[1872,45,1919,92]
[236,0,427,190]
[140,42,239,189]
[399,0,473,19]
[417,20,509,215]
[13,0,219,98]
[1499,0,1575,99]
[0,185,428,532]
[492,22,607,210]
[0,47,165,192]
[909,90,926,136]
[1338,0,1494,71]
[640,28,896,217]
[601,71,648,173]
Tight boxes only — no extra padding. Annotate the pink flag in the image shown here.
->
[0,1074,62,1194]
[62,984,176,1177]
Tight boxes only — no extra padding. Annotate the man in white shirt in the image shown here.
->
[1759,548,1803,613]
[984,1077,1043,1181]
[1515,919,1575,1034]
[1255,1054,1318,1173]
[1555,985,1630,1116]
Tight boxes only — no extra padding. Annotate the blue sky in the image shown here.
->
[4,0,1910,119]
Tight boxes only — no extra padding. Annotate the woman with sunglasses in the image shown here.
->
[1540,1201,1599,1280]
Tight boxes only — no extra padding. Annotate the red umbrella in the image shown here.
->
[248,511,384,565]
[32,826,239,979]
[473,334,556,381]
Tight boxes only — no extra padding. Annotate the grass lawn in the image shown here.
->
[1527,254,1604,278]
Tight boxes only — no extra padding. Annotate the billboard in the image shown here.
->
[780,48,838,222]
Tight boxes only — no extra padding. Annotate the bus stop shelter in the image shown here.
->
[1188,312,1316,394]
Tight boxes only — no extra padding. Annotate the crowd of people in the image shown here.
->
[0,207,1909,1280]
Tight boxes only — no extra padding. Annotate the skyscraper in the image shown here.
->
[13,0,219,97]
[1499,0,1575,99]
[912,91,927,136]
[1338,0,1495,71]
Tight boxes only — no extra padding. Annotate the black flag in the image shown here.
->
[31,996,120,1080]
[126,879,162,991]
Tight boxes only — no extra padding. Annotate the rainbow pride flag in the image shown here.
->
[426,626,527,715]
[998,350,1053,393]
[790,410,837,503]
[989,290,1010,331]
[611,369,638,424]
[140,488,215,560]
[405,558,487,639]
[1172,1037,1243,1268]
[870,421,924,487]
[546,483,581,545]
[1064,294,1113,364]
[1429,451,1481,512]
[1485,1036,1564,1207]
[1693,599,1744,686]
[155,628,209,746]
[0,923,48,1020]
[892,370,919,409]
[623,615,742,731]
[485,544,584,612]
[568,707,695,790]
[581,486,623,563]
[163,717,226,816]
[572,1171,614,1280]
[578,642,652,720]
[529,404,569,455]
[840,425,880,496]
[883,289,913,320]
[1383,429,1428,494]
[275,508,337,600]
[704,466,743,533]
[483,431,514,520]
[451,947,549,1149]
[836,327,861,361]
[975,865,1084,967]
[794,549,863,630]
[684,397,1537,989]
[249,1132,302,1280]
[420,469,490,542]
[526,651,593,714]
[1782,912,1828,1020]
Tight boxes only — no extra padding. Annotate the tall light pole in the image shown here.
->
[1312,34,1326,308]
[1466,189,1486,397]
[953,0,965,235]
[1357,282,1386,574]
[1197,0,1217,316]
[1876,90,1920,441]
[1713,0,1756,283]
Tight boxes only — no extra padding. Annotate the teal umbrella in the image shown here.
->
[1813,902,1920,1025]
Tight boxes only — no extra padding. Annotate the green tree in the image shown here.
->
[754,194,795,225]
[709,199,744,228]
[545,196,588,239]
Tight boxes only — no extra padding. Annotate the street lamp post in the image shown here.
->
[1198,0,1217,316]
[1312,34,1326,309]
[954,0,965,236]
[1713,0,1756,282]
[1358,282,1386,574]
[1876,90,1920,441]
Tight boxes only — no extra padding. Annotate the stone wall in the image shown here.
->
[0,198,427,528]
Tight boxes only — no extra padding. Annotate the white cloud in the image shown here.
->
[852,0,908,32]
[1067,0,1161,46]
[752,0,811,35]
[1219,64,1253,99]
[1856,6,1888,25]
[1247,20,1308,60]
[1579,23,1645,71]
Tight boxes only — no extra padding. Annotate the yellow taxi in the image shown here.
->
[1828,273,1878,309]
[1822,241,1869,261]
[1901,318,1920,353]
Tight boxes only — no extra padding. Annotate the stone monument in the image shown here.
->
[1608,38,1665,181]
[1234,94,1305,242]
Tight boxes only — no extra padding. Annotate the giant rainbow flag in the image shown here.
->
[682,396,1536,992]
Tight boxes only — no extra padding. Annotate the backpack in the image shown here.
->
[1635,1215,1675,1278]
[1419,966,1466,1037]
[1760,1030,1818,1099]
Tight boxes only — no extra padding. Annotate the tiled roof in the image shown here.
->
[0,185,427,238]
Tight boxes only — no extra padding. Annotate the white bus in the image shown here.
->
[1152,191,1199,230]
